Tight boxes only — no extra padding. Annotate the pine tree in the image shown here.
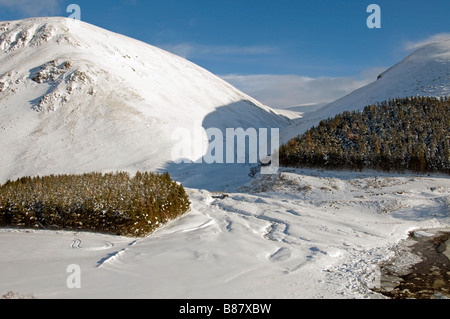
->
[0,171,191,237]
[279,96,450,174]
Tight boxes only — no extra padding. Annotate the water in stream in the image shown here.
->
[374,228,450,299]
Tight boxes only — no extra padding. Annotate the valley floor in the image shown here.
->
[0,168,449,299]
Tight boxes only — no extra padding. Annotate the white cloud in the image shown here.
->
[404,33,450,51]
[160,42,277,59]
[0,0,63,18]
[221,67,387,110]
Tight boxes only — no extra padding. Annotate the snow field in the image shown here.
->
[1,169,448,299]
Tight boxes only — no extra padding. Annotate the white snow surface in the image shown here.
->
[0,17,289,183]
[282,37,450,143]
[1,18,450,300]
[1,169,449,299]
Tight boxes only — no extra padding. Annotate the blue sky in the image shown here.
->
[0,0,449,108]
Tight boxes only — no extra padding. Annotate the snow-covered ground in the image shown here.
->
[1,168,449,299]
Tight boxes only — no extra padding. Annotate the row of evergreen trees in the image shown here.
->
[0,171,191,237]
[280,96,450,174]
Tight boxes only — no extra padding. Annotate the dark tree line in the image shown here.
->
[0,171,191,237]
[280,96,450,174]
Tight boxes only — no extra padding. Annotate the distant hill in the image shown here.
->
[281,37,450,144]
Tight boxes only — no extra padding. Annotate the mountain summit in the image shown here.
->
[282,37,450,143]
[0,18,289,183]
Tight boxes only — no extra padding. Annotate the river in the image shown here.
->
[374,228,450,299]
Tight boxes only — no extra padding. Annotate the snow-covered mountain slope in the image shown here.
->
[0,17,289,183]
[282,38,450,143]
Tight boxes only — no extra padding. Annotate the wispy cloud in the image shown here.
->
[160,42,277,60]
[0,0,63,18]
[404,33,450,51]
[221,67,387,110]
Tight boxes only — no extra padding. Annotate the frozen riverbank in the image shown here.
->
[375,228,450,299]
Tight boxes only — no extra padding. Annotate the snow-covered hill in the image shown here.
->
[0,17,289,183]
[282,37,450,143]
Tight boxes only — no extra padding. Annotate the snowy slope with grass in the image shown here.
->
[281,37,450,143]
[0,17,289,183]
